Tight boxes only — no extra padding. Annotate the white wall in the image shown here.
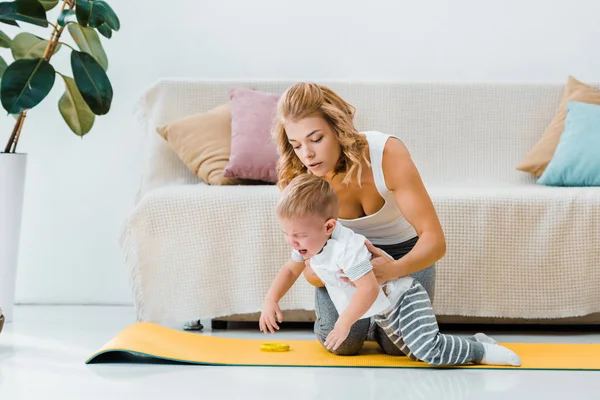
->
[5,0,600,305]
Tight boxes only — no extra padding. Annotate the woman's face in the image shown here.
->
[284,116,341,177]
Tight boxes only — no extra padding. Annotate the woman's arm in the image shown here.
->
[373,138,446,282]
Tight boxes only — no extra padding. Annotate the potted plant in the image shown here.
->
[0,0,119,325]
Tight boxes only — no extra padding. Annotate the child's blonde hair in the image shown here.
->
[272,82,370,189]
[276,174,338,221]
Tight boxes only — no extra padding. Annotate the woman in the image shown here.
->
[272,82,446,356]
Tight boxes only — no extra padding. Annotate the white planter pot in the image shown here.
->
[0,153,27,323]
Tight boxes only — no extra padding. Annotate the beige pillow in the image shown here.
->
[157,103,241,185]
[517,76,600,176]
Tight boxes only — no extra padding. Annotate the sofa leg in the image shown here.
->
[211,320,228,330]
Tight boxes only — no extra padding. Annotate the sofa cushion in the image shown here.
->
[517,76,600,177]
[123,183,600,322]
[223,87,280,184]
[428,184,600,318]
[156,103,242,185]
[537,101,600,186]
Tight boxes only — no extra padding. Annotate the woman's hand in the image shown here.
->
[364,240,398,285]
[339,240,398,286]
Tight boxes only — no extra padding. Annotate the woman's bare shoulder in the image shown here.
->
[381,136,419,191]
[383,135,410,157]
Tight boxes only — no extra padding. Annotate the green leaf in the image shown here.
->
[75,0,106,28]
[11,32,60,59]
[58,74,95,136]
[0,18,19,26]
[0,55,7,78]
[71,50,112,115]
[0,0,48,28]
[75,0,90,26]
[0,57,56,114]
[88,2,106,27]
[58,8,75,26]
[38,0,58,11]
[67,24,107,70]
[96,22,111,38]
[0,29,11,47]
[93,0,118,31]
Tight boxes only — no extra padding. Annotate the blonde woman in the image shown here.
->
[272,83,446,356]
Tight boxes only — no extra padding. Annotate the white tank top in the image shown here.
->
[337,131,418,245]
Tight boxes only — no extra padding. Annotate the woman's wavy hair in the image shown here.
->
[272,82,369,189]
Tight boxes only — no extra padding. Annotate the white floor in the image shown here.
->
[1,306,599,400]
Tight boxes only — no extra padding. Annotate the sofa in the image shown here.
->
[121,78,600,327]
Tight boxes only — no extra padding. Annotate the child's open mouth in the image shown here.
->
[298,249,308,256]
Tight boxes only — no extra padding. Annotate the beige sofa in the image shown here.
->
[121,79,600,327]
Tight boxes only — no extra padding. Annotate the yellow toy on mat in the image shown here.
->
[260,343,291,352]
[85,322,600,371]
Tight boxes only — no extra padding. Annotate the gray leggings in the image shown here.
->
[314,237,437,356]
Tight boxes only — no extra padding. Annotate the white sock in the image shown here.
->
[474,332,497,344]
[480,343,521,366]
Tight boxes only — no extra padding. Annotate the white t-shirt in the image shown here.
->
[292,223,414,319]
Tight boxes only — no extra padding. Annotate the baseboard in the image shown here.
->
[213,311,600,326]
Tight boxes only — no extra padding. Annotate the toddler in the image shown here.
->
[260,174,521,366]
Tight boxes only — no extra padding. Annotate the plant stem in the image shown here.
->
[57,41,76,51]
[3,0,72,153]
[43,7,67,60]
[9,111,27,153]
[3,112,25,153]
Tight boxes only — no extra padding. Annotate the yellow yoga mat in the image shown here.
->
[86,322,600,370]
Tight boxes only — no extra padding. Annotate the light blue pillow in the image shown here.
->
[537,101,600,186]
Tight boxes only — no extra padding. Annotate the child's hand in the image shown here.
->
[324,320,351,351]
[259,301,283,334]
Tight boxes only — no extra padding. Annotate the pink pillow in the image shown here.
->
[223,87,280,183]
